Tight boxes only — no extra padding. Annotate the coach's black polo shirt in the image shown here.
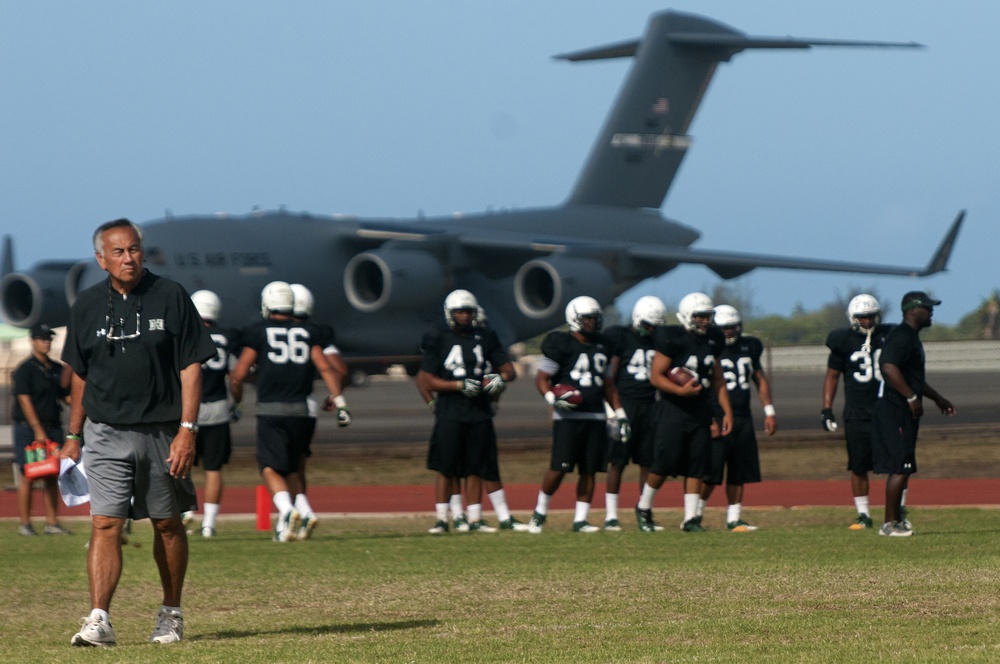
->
[62,270,216,425]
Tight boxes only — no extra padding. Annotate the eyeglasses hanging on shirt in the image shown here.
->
[105,285,142,354]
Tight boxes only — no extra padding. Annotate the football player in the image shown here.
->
[417,290,518,533]
[230,281,350,542]
[601,295,667,531]
[636,292,732,532]
[527,296,629,534]
[290,283,350,540]
[821,294,894,530]
[699,304,777,532]
[185,290,242,538]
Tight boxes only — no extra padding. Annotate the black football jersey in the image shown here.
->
[420,323,509,422]
[539,330,613,417]
[201,327,241,403]
[825,323,893,419]
[653,324,724,413]
[716,334,764,418]
[604,324,656,403]
[241,318,322,404]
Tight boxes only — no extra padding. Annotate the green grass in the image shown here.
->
[5,508,1000,662]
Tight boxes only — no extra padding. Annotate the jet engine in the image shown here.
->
[513,256,614,320]
[0,260,98,328]
[343,247,445,313]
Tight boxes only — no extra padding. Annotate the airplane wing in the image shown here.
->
[630,211,964,280]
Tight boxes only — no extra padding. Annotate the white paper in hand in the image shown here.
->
[58,458,90,507]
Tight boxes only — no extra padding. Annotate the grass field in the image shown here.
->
[5,507,1000,662]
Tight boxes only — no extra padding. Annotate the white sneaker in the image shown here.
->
[298,513,318,540]
[72,616,116,647]
[149,609,184,644]
[200,526,216,538]
[275,509,301,542]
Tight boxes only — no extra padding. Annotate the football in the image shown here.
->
[551,383,584,405]
[667,366,697,386]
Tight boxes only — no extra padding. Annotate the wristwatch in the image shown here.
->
[180,421,199,433]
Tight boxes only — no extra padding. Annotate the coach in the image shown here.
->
[61,218,216,647]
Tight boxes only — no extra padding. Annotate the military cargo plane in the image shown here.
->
[0,10,963,359]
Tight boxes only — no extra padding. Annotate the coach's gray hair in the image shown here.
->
[93,218,144,257]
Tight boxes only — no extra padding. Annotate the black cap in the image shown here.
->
[901,291,942,312]
[30,323,54,339]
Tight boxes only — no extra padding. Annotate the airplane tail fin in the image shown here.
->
[560,10,921,210]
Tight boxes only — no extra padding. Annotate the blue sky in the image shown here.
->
[1,2,995,325]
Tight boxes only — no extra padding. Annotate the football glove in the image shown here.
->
[544,390,578,411]
[337,407,352,427]
[461,378,482,398]
[481,373,506,396]
[615,408,631,444]
[821,408,838,432]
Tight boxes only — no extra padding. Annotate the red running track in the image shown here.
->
[4,478,999,519]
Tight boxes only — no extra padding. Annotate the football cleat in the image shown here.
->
[635,507,656,533]
[849,514,873,530]
[900,506,913,531]
[603,518,622,532]
[498,517,530,532]
[527,511,546,534]
[200,526,216,538]
[681,517,706,532]
[274,509,300,542]
[427,520,449,534]
[572,521,600,533]
[453,515,470,532]
[469,520,498,533]
[298,513,319,540]
[727,520,758,532]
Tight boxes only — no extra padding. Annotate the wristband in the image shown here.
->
[333,394,348,409]
[614,407,627,420]
[906,393,918,403]
[66,433,82,441]
[763,404,776,417]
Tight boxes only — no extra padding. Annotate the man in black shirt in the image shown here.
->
[873,291,955,537]
[62,219,216,647]
[12,323,70,536]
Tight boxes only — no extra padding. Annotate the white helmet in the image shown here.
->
[443,289,479,327]
[290,283,314,318]
[713,304,742,345]
[261,281,295,318]
[847,294,881,330]
[476,305,488,326]
[676,292,715,334]
[631,296,667,334]
[191,290,221,323]
[565,296,603,334]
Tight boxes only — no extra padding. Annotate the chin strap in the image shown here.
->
[861,327,873,355]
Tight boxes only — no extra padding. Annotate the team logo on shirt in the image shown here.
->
[148,319,165,331]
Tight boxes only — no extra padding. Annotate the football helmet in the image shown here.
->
[847,294,881,330]
[290,283,314,318]
[191,290,221,322]
[713,304,742,345]
[565,296,603,334]
[260,281,295,318]
[476,305,488,326]
[631,296,667,334]
[676,292,714,334]
[443,289,478,327]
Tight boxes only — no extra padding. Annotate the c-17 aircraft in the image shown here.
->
[1,10,963,363]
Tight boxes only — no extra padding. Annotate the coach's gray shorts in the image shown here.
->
[83,420,198,520]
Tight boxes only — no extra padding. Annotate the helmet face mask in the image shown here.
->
[713,304,742,345]
[847,294,881,331]
[290,284,314,319]
[631,296,667,336]
[444,289,479,328]
[261,281,295,318]
[191,290,221,323]
[566,296,603,335]
[677,292,715,335]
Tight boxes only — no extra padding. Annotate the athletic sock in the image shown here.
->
[468,503,482,523]
[637,483,658,510]
[435,503,449,522]
[696,497,707,517]
[727,503,742,524]
[605,493,619,521]
[449,493,464,519]
[854,496,870,516]
[294,494,314,517]
[202,503,220,529]
[683,493,700,522]
[574,501,590,523]
[272,491,293,515]
[534,490,551,515]
[487,489,512,522]
[900,489,908,508]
